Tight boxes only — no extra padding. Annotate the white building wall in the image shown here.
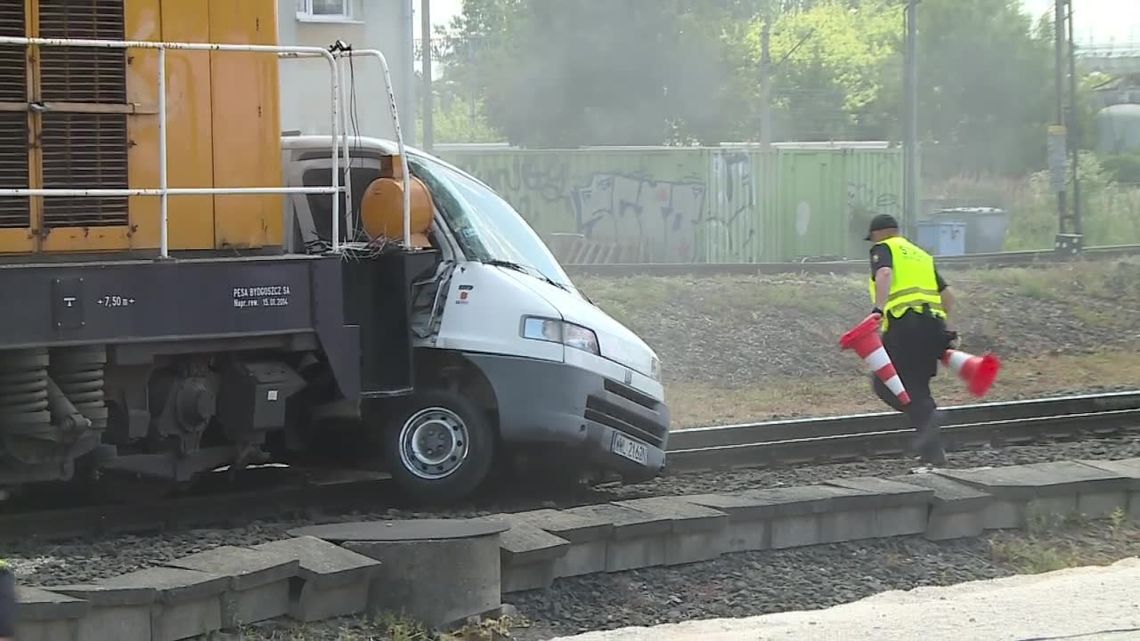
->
[277,0,416,143]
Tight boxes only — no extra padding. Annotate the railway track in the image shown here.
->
[666,391,1140,472]
[3,391,1138,543]
[563,243,1140,277]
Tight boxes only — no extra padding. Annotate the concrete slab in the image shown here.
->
[682,494,774,553]
[1080,458,1140,489]
[500,521,571,565]
[253,536,381,623]
[342,518,504,629]
[17,586,89,622]
[507,509,612,579]
[937,461,1130,500]
[163,545,300,629]
[825,477,934,507]
[288,517,509,542]
[49,584,156,641]
[888,473,992,541]
[97,567,228,641]
[887,474,991,512]
[614,497,728,534]
[97,567,228,605]
[508,509,614,543]
[163,545,299,591]
[561,503,672,540]
[736,485,868,517]
[253,536,379,589]
[499,522,569,593]
[562,503,671,572]
[614,497,729,566]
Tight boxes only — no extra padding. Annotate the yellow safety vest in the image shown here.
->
[868,235,945,331]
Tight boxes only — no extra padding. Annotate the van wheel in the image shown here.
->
[382,389,495,504]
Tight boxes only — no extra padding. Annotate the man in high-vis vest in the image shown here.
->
[865,214,959,466]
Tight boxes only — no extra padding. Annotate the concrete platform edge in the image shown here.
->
[14,456,1140,639]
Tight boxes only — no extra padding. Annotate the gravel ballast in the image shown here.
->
[9,431,1140,588]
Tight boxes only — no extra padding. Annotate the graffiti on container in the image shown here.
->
[571,173,707,261]
[707,152,758,255]
[847,181,901,219]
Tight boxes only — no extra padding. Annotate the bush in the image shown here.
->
[1008,152,1140,248]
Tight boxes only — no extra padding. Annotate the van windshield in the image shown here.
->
[408,153,577,294]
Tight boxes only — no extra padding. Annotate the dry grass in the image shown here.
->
[989,508,1140,575]
[666,348,1140,428]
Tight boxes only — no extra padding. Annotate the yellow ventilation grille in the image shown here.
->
[38,0,126,103]
[0,113,28,229]
[0,4,27,229]
[37,0,128,229]
[41,112,128,228]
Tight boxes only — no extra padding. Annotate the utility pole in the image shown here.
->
[1066,0,1082,238]
[903,0,919,234]
[1051,0,1081,254]
[421,0,434,151]
[759,19,772,149]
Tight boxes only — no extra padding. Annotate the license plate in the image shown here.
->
[611,433,649,465]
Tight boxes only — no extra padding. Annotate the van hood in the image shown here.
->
[497,268,660,379]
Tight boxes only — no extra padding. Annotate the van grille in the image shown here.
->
[585,378,669,448]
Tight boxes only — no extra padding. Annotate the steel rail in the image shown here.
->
[564,244,1140,278]
[665,391,1140,472]
[4,392,1139,543]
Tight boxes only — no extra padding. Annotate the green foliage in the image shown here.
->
[742,0,901,140]
[1100,153,1140,186]
[417,95,505,144]
[1000,152,1140,249]
[434,0,1073,180]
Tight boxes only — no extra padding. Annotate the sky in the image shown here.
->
[416,0,1140,46]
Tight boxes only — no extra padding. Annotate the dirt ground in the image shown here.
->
[575,258,1140,427]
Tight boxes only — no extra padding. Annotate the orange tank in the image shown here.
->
[0,0,284,256]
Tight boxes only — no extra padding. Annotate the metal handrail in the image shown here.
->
[0,36,412,257]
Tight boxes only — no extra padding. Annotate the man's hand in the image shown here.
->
[945,330,961,350]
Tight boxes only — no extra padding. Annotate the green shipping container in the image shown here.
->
[437,145,905,263]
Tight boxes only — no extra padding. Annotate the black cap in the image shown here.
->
[864,213,899,240]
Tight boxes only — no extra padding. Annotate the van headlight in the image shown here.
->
[650,356,661,381]
[521,317,600,355]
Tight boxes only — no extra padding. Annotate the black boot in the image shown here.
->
[917,409,947,466]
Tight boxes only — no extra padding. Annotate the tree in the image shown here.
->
[435,0,756,147]
[911,0,1054,176]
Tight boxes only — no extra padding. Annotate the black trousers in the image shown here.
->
[0,569,13,637]
[870,308,947,435]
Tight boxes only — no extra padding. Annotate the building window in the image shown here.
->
[296,0,352,21]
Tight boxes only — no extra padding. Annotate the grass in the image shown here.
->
[989,507,1140,575]
[243,612,527,641]
[665,348,1140,428]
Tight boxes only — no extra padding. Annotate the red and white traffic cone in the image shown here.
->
[840,314,911,406]
[941,349,1001,397]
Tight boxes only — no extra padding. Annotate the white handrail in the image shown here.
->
[341,49,412,250]
[0,36,345,257]
[282,48,411,250]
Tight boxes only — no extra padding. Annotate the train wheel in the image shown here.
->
[381,388,495,504]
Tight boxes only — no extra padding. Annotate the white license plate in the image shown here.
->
[611,433,649,465]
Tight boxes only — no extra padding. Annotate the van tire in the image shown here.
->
[382,388,495,504]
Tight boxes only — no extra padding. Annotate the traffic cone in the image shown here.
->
[941,349,1001,397]
[840,314,911,406]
